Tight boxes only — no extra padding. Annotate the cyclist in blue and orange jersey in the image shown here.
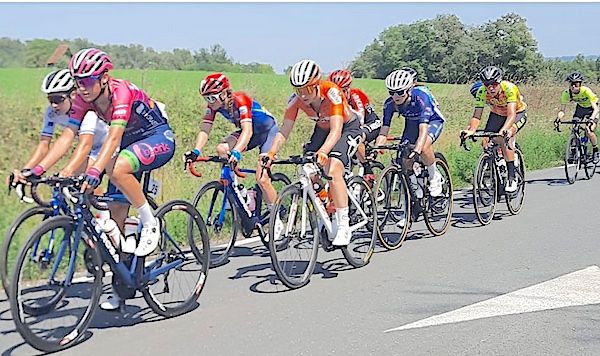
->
[328,69,381,182]
[12,69,109,185]
[556,71,600,163]
[183,73,280,210]
[69,48,175,258]
[263,60,362,246]
[375,68,446,198]
[461,66,528,193]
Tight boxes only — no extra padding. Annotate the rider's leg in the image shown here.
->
[326,157,350,246]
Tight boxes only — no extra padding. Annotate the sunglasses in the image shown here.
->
[483,81,500,88]
[203,93,222,104]
[388,89,407,97]
[47,95,67,105]
[570,82,582,87]
[293,86,316,97]
[74,75,101,89]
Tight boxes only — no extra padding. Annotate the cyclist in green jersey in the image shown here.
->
[555,71,600,163]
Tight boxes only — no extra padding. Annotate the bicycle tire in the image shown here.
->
[259,172,292,248]
[583,142,597,179]
[143,200,210,318]
[9,215,103,352]
[374,165,410,250]
[268,183,319,289]
[423,157,453,236]
[1,206,53,295]
[192,181,238,267]
[564,135,579,184]
[342,176,376,267]
[506,147,526,215]
[473,152,497,226]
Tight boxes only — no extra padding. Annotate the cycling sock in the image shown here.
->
[427,162,437,178]
[136,201,156,226]
[336,207,350,227]
[97,209,111,222]
[593,145,598,152]
[506,161,516,181]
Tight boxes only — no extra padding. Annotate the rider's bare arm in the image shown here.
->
[37,127,77,171]
[318,115,343,154]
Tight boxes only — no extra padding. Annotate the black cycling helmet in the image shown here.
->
[566,71,584,83]
[479,66,503,83]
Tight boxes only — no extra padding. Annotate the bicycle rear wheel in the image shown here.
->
[343,177,376,267]
[375,165,410,250]
[564,135,579,184]
[1,206,53,295]
[423,156,453,236]
[268,184,319,289]
[473,153,497,225]
[143,200,210,318]
[583,142,597,179]
[507,148,526,215]
[9,215,102,353]
[192,181,238,267]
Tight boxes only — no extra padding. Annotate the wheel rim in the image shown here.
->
[473,155,497,225]
[375,167,409,250]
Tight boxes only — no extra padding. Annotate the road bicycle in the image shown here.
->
[8,176,209,352]
[554,117,597,183]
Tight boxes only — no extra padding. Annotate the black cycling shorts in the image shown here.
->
[303,118,362,168]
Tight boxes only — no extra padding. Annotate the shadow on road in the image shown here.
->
[526,177,570,186]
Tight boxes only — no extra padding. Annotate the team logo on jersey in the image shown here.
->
[327,88,343,105]
[239,106,249,116]
[163,129,175,142]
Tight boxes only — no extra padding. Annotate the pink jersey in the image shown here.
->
[70,78,167,146]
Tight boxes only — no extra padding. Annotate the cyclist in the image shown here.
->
[375,69,445,199]
[69,48,175,257]
[460,66,527,193]
[264,59,362,246]
[555,71,599,163]
[328,69,381,182]
[183,73,280,212]
[12,69,108,184]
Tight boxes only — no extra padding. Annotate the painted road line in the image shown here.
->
[385,265,600,332]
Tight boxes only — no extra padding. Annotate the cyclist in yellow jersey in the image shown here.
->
[555,71,599,163]
[461,66,527,194]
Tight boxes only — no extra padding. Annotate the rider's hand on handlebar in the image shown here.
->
[316,150,329,167]
[261,151,276,168]
[460,129,475,139]
[183,148,201,165]
[81,167,101,193]
[228,149,242,164]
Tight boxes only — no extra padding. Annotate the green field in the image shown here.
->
[0,68,593,241]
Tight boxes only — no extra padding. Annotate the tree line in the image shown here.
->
[0,37,275,74]
[349,13,600,84]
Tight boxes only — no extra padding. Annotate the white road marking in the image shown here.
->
[385,265,600,332]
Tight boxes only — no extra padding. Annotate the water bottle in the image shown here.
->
[409,174,424,199]
[237,184,248,203]
[581,136,588,144]
[99,219,123,249]
[247,189,257,213]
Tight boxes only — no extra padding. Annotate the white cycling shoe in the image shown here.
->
[331,225,352,246]
[267,213,284,242]
[505,179,518,194]
[429,171,444,197]
[134,218,161,257]
[100,290,122,311]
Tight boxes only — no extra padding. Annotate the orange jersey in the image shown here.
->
[284,81,356,130]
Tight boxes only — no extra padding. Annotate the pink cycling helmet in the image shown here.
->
[69,48,113,77]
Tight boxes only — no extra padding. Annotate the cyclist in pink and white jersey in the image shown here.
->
[69,48,175,260]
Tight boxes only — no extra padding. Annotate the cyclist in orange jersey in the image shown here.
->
[263,60,362,246]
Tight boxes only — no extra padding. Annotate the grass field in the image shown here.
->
[0,68,594,241]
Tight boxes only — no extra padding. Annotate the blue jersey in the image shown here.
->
[382,86,445,127]
[203,91,276,133]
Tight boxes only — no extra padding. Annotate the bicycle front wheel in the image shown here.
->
[1,206,53,295]
[343,177,376,267]
[375,165,410,250]
[268,183,319,289]
[143,200,210,318]
[564,135,579,184]
[507,147,526,215]
[9,215,102,353]
[473,153,497,226]
[423,155,453,236]
[192,181,238,267]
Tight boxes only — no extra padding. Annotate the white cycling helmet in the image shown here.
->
[289,59,321,88]
[385,69,414,91]
[41,69,74,94]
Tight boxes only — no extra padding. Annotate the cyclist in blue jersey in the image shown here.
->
[184,73,280,210]
[375,68,446,198]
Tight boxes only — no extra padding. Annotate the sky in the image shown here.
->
[0,2,598,73]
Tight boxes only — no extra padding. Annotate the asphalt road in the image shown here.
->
[1,165,599,356]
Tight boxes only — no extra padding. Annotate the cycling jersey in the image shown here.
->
[348,87,374,121]
[70,78,168,147]
[474,80,527,116]
[284,80,357,130]
[203,91,276,133]
[41,106,109,158]
[382,86,445,127]
[561,86,598,108]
